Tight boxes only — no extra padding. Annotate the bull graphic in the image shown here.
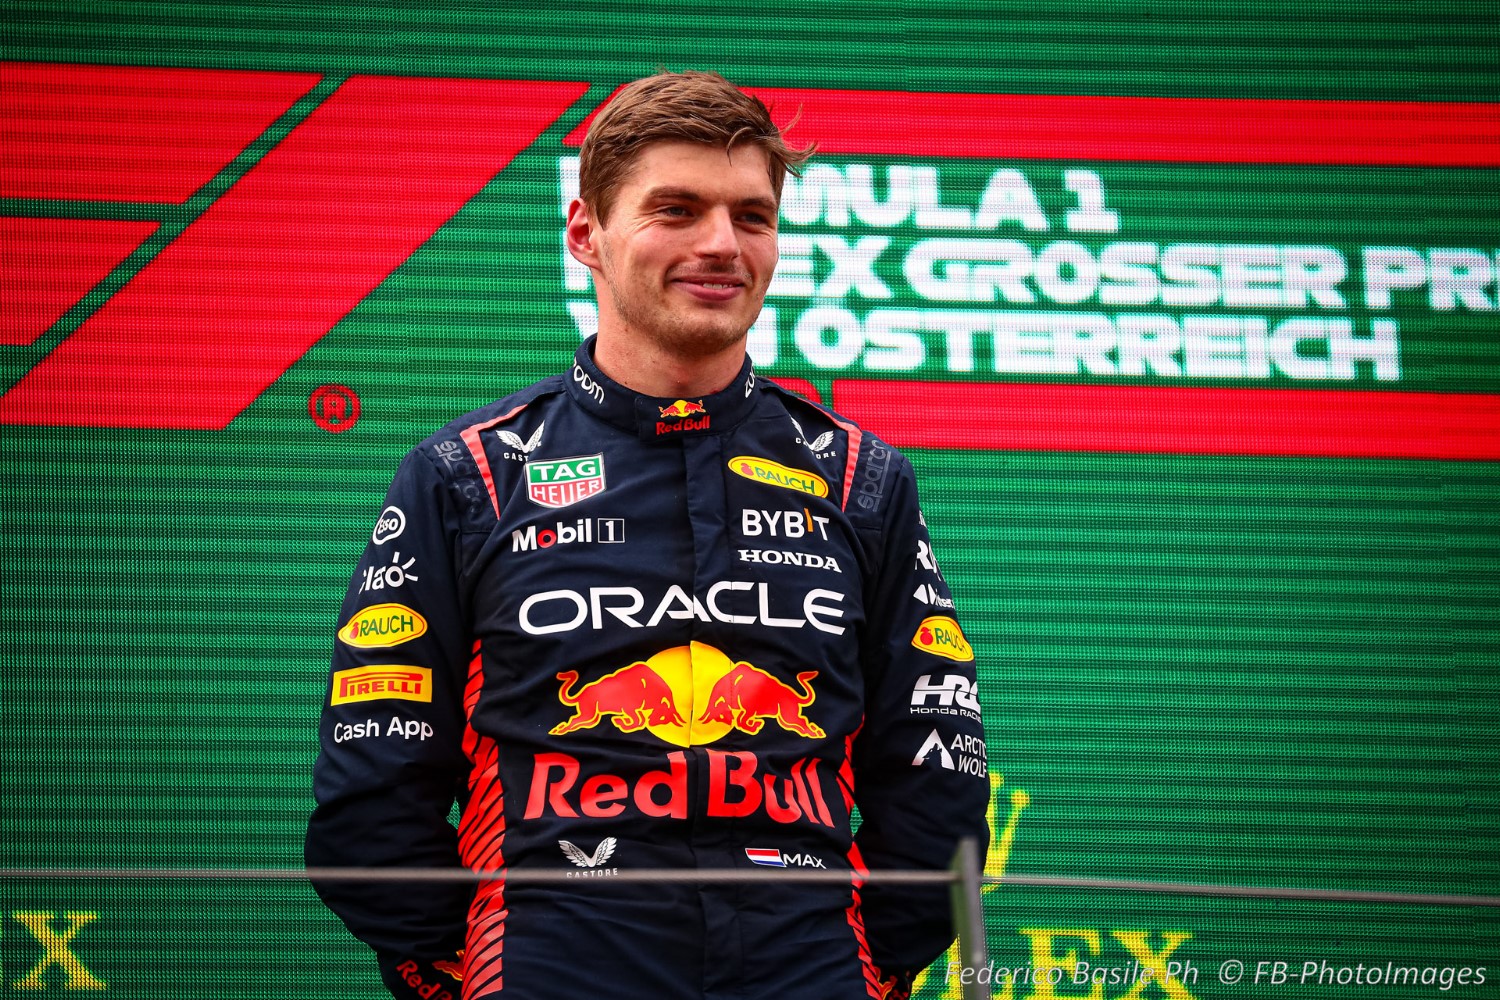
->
[659,399,707,418]
[551,664,686,735]
[698,663,824,739]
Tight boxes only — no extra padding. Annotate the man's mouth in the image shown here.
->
[676,276,744,287]
[672,275,748,300]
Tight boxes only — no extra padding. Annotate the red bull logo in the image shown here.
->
[659,399,707,418]
[656,399,710,435]
[524,749,837,828]
[698,663,825,739]
[551,663,687,736]
[549,643,822,747]
[393,960,458,1000]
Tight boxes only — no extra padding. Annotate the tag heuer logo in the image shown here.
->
[527,454,606,509]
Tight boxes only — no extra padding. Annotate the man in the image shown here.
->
[307,70,988,1000]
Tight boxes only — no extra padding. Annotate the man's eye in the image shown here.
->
[661,205,690,217]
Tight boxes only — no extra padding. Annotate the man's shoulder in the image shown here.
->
[754,377,911,519]
[756,377,903,460]
[388,375,568,517]
[410,375,567,455]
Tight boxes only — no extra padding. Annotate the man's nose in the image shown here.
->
[694,207,741,258]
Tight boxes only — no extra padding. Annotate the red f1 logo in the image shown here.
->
[1,62,587,429]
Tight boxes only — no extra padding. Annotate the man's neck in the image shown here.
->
[591,336,746,398]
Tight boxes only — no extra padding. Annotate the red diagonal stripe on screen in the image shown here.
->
[1,217,158,345]
[565,88,1500,166]
[1,62,322,203]
[832,381,1500,460]
[0,76,588,430]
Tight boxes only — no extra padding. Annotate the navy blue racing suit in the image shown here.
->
[306,338,989,999]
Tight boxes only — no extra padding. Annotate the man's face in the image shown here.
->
[572,141,779,362]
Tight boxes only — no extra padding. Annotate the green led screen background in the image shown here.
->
[1,2,1496,996]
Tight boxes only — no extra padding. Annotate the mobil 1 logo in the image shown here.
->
[511,518,625,552]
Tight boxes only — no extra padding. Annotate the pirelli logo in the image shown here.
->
[330,665,433,706]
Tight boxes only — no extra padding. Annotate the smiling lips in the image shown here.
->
[672,271,748,301]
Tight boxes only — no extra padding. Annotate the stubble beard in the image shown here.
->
[606,271,757,363]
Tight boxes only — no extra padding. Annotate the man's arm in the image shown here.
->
[305,447,473,994]
[851,445,991,990]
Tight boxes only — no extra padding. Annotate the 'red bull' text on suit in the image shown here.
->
[306,337,989,1000]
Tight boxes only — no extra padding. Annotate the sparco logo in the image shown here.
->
[512,517,624,551]
[855,439,892,511]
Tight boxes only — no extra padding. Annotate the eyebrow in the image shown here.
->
[644,186,779,214]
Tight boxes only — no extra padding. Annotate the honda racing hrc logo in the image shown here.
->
[910,673,981,722]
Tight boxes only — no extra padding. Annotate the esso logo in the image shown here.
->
[372,506,407,545]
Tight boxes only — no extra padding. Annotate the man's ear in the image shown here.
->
[565,198,602,270]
